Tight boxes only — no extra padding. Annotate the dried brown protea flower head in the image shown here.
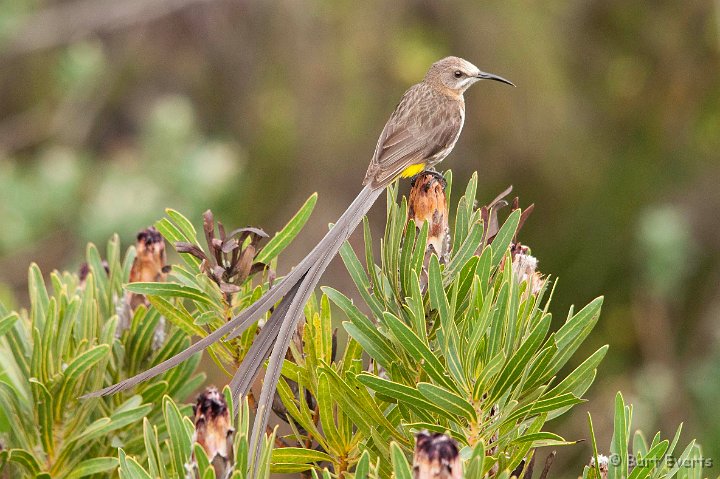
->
[127,226,169,310]
[478,186,534,249]
[130,227,168,283]
[408,171,450,262]
[413,431,462,479]
[176,210,272,305]
[115,227,169,344]
[192,387,235,478]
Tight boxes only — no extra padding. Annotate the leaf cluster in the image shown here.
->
[0,194,316,478]
[267,172,608,476]
[118,389,275,479]
[585,392,707,479]
[0,237,204,477]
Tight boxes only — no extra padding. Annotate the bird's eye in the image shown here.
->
[454,70,463,78]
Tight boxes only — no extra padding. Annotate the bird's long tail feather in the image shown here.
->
[228,184,383,403]
[82,185,379,399]
[246,186,383,475]
[227,276,303,402]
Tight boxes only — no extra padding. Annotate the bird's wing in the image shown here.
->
[366,85,461,187]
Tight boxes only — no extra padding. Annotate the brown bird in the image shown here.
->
[85,56,513,471]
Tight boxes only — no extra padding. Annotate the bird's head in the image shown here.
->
[426,56,514,94]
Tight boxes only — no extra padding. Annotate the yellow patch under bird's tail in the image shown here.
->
[400,163,426,178]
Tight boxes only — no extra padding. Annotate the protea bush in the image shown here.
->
[0,171,705,479]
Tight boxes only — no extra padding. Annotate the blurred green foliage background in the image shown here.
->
[1,0,719,474]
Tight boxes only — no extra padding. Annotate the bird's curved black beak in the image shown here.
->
[477,71,515,87]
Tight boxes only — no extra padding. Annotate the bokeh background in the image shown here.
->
[1,0,719,474]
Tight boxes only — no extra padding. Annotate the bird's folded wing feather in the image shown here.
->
[368,86,458,187]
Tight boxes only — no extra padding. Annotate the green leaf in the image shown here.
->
[588,413,602,479]
[342,322,394,369]
[356,374,456,422]
[80,403,153,444]
[30,327,45,383]
[491,314,550,401]
[57,345,110,414]
[476,246,493,296]
[354,450,371,479]
[146,296,207,338]
[453,197,470,254]
[28,263,49,330]
[317,373,344,454]
[164,396,192,477]
[325,287,399,368]
[256,431,277,479]
[400,214,417,296]
[490,209,521,268]
[665,439,698,479]
[321,366,408,446]
[446,221,484,281]
[390,443,412,479]
[410,221,430,281]
[166,208,199,243]
[118,449,152,479]
[140,381,169,405]
[512,432,576,446]
[417,382,476,421]
[276,378,323,443]
[318,294,333,362]
[609,392,629,479]
[523,345,558,391]
[271,448,332,464]
[124,282,214,305]
[546,345,608,398]
[5,449,41,476]
[633,431,648,461]
[505,393,584,423]
[428,255,450,333]
[0,313,19,338]
[486,283,508,357]
[38,298,56,380]
[469,440,486,475]
[0,382,33,451]
[4,319,30,379]
[362,218,381,300]
[66,457,119,479]
[382,312,457,393]
[667,423,684,457]
[338,240,385,319]
[155,217,201,269]
[128,307,161,372]
[548,297,604,377]
[142,418,163,479]
[194,444,212,479]
[627,440,669,479]
[473,351,506,401]
[55,297,80,363]
[86,243,112,317]
[382,194,407,300]
[256,193,317,264]
[404,269,427,343]
[29,379,54,455]
[79,274,98,343]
